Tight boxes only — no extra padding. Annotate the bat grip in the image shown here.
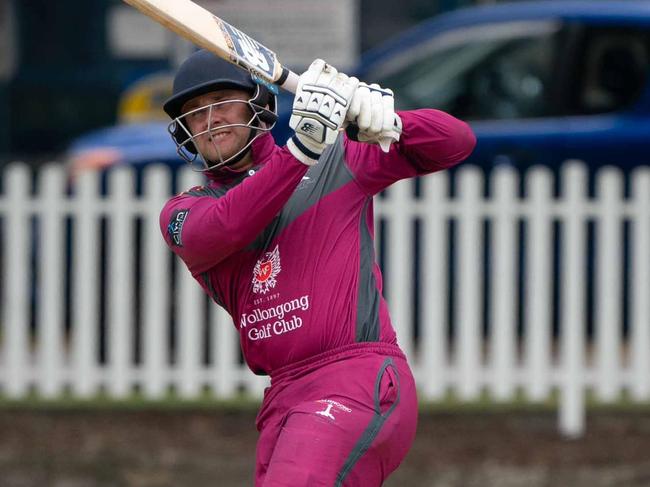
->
[277,68,299,94]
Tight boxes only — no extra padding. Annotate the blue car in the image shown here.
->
[67,0,650,176]
[356,0,650,174]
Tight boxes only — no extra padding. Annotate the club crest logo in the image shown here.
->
[252,245,281,294]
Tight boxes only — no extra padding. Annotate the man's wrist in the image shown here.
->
[287,134,324,166]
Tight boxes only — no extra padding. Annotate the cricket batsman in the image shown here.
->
[160,49,476,486]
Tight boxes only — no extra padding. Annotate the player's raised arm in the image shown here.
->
[343,82,476,195]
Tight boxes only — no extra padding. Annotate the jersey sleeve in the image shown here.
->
[159,148,309,275]
[343,109,476,195]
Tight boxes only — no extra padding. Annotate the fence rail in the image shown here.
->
[1,161,649,437]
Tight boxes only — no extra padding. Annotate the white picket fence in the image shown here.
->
[0,161,649,437]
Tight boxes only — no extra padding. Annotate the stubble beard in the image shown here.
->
[200,125,254,169]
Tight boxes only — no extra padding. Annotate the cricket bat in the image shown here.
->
[122,0,300,94]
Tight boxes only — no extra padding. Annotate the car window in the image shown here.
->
[368,21,561,121]
[568,28,650,115]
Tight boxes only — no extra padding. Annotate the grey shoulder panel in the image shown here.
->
[248,135,355,250]
[355,198,381,342]
[184,185,229,198]
[184,171,250,198]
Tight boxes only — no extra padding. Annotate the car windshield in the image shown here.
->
[369,21,561,120]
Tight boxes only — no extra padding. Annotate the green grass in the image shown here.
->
[0,387,648,413]
[418,388,650,413]
[0,390,262,412]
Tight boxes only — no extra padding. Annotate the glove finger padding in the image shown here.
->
[354,84,372,132]
[323,73,358,143]
[347,83,362,125]
[345,81,401,152]
[297,59,326,92]
[382,88,396,134]
[368,84,384,135]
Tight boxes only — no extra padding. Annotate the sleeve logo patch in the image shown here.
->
[167,209,189,247]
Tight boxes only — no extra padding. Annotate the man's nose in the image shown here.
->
[204,111,226,131]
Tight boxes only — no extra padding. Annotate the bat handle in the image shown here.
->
[277,68,299,94]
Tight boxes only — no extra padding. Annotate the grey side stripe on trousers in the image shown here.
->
[334,358,401,486]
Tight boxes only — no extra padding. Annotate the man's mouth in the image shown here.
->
[209,130,230,142]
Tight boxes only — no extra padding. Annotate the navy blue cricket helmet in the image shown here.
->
[163,49,278,170]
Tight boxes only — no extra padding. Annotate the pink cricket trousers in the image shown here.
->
[254,343,418,486]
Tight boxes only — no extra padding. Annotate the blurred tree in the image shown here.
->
[9,0,114,157]
[0,0,16,158]
[16,0,107,66]
[8,0,167,159]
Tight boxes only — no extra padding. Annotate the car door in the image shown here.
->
[363,18,571,171]
[560,22,650,172]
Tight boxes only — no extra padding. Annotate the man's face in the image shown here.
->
[180,89,254,168]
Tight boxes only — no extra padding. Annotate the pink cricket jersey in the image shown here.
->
[160,109,476,376]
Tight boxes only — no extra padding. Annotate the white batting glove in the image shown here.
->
[287,59,359,165]
[346,82,402,153]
